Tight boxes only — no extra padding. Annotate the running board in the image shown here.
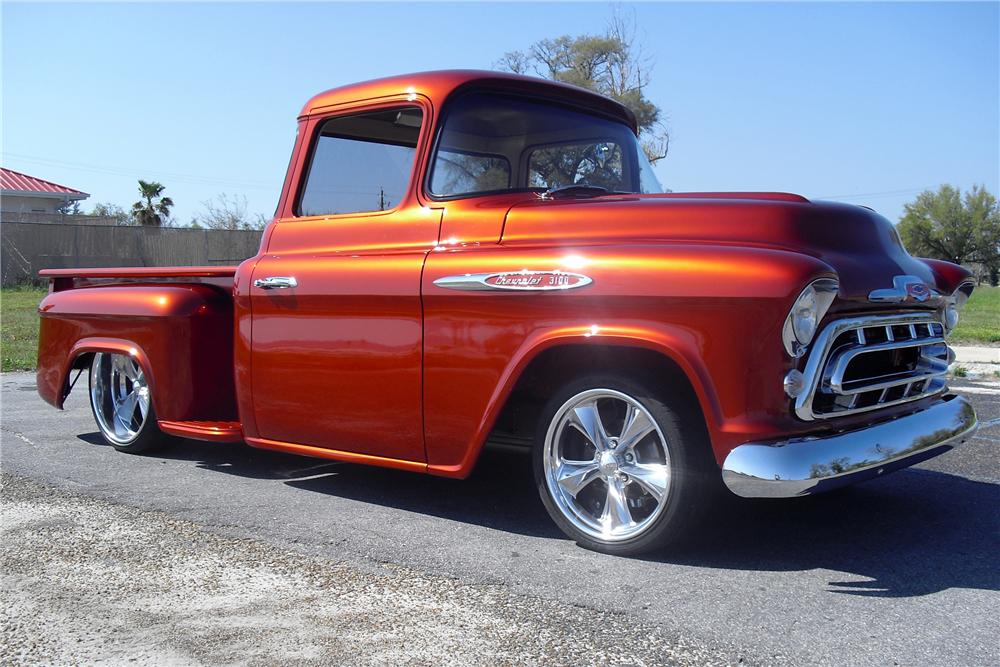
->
[158,420,243,443]
[245,436,427,473]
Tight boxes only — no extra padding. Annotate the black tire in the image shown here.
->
[88,352,173,454]
[533,373,717,556]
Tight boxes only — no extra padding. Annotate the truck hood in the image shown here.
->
[502,193,969,305]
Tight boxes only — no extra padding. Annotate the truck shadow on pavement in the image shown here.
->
[77,431,1000,598]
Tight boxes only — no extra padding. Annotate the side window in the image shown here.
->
[430,150,510,196]
[297,107,423,216]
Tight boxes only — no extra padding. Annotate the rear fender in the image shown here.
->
[36,284,236,421]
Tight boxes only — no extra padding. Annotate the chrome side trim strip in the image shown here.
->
[722,394,977,498]
[433,270,593,292]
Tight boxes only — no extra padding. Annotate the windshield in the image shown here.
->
[429,92,663,198]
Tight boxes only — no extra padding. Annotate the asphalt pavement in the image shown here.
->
[2,371,998,666]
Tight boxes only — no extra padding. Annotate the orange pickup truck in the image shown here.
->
[36,70,978,555]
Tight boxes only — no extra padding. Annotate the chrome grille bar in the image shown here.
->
[827,337,948,394]
[793,314,950,421]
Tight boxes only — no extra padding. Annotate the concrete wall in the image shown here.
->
[1,222,264,286]
[1,194,70,215]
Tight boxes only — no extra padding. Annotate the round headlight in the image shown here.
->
[791,286,819,344]
[941,281,973,334]
[944,302,959,331]
[782,278,839,357]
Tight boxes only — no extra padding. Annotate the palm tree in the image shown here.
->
[131,180,174,226]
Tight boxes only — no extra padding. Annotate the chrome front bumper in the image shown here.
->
[721,394,977,498]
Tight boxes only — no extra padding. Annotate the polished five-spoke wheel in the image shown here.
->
[534,375,712,555]
[543,389,671,541]
[89,352,170,452]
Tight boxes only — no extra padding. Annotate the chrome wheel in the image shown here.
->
[90,352,151,445]
[542,388,672,542]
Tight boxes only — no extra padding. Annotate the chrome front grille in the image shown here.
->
[794,314,951,420]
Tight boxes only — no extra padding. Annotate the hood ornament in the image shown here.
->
[868,275,940,304]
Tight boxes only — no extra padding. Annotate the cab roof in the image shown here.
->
[299,69,638,133]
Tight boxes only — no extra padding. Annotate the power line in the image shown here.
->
[1,151,279,191]
[816,187,929,201]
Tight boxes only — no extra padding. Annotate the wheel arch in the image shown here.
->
[45,338,159,413]
[426,326,722,478]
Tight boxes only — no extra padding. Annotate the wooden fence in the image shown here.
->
[1,221,263,286]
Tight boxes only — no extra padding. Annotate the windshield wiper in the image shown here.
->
[541,184,610,199]
[540,184,634,199]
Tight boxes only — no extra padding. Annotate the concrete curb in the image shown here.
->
[952,346,1000,364]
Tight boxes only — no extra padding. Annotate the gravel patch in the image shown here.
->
[0,473,739,666]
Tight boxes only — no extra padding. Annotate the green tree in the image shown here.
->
[495,11,669,164]
[897,184,1000,285]
[191,193,266,230]
[131,180,174,227]
[56,199,81,215]
[90,202,134,226]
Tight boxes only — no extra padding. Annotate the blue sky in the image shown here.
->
[3,2,998,225]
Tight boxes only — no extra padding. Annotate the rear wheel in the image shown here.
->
[89,352,171,453]
[534,374,714,555]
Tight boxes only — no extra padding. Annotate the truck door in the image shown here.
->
[249,104,439,462]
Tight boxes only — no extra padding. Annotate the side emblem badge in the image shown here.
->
[434,270,593,292]
[869,275,938,304]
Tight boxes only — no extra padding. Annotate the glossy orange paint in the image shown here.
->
[158,420,243,443]
[297,69,636,131]
[37,285,236,421]
[420,243,825,471]
[245,436,426,473]
[247,92,440,461]
[35,71,972,482]
[40,266,238,279]
[249,229,436,461]
[40,266,238,294]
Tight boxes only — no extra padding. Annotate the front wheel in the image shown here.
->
[89,352,172,453]
[533,375,714,555]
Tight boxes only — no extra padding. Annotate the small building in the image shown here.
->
[1,167,90,216]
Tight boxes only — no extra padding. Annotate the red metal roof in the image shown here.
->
[1,167,89,197]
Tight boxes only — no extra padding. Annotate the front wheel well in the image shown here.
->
[489,344,708,448]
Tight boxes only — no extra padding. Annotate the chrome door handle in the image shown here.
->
[253,276,298,289]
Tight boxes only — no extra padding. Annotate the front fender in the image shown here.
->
[919,257,974,295]
[421,243,837,478]
[424,322,720,478]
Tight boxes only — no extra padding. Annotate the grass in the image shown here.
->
[951,285,1000,345]
[1,285,46,372]
[1,283,997,373]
